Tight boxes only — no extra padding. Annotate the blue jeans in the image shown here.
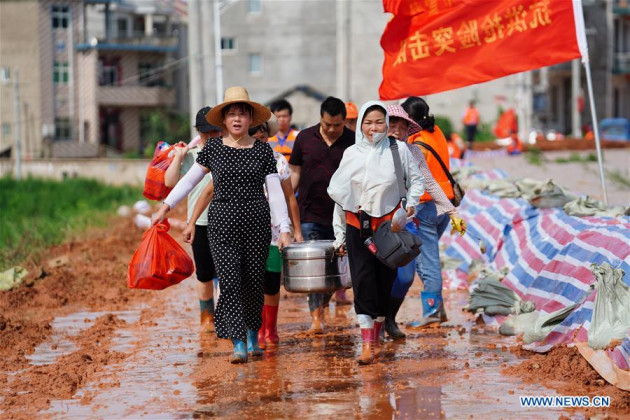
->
[301,222,335,312]
[391,201,450,299]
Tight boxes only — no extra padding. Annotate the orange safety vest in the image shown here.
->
[447,140,461,159]
[408,125,454,202]
[507,133,523,154]
[268,128,299,161]
[463,107,480,126]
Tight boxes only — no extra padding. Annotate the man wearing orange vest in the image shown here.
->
[462,100,480,152]
[269,99,299,161]
[344,102,358,132]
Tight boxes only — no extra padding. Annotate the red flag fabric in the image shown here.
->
[380,0,582,100]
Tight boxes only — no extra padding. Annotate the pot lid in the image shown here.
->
[281,240,336,259]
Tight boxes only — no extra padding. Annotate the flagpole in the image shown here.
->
[583,61,609,205]
[573,0,608,205]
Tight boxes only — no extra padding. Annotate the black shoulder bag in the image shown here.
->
[414,140,465,207]
[369,138,422,270]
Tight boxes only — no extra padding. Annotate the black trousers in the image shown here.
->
[346,225,397,319]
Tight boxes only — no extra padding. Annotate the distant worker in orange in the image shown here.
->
[462,100,480,152]
[269,99,299,160]
[344,102,358,132]
[507,131,523,155]
[445,132,465,159]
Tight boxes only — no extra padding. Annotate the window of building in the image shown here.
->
[0,67,9,84]
[249,0,262,13]
[249,53,262,74]
[117,18,128,38]
[51,5,70,29]
[221,37,236,51]
[98,58,121,86]
[53,62,69,85]
[138,62,166,87]
[54,118,72,140]
[2,123,10,137]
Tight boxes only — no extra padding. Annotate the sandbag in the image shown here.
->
[563,196,628,218]
[467,267,535,316]
[588,263,630,349]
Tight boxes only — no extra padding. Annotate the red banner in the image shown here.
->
[379,0,582,100]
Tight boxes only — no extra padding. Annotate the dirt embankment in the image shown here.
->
[0,216,151,369]
[1,314,128,416]
[505,345,630,414]
[0,206,186,416]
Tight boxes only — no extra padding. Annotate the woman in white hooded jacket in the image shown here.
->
[327,101,426,365]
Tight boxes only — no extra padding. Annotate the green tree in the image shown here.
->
[139,109,191,158]
[435,115,454,137]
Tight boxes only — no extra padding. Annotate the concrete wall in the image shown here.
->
[81,49,100,145]
[214,0,519,131]
[0,158,149,187]
[583,0,613,121]
[346,0,389,106]
[219,0,338,104]
[0,0,42,158]
[120,108,140,153]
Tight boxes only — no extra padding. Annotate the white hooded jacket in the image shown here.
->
[327,101,426,247]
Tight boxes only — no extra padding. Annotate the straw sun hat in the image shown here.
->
[206,86,271,128]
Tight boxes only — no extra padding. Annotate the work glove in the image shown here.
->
[449,214,467,236]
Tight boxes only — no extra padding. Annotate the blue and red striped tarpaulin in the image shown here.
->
[439,166,630,352]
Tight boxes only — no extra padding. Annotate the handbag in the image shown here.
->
[414,140,465,207]
[368,138,422,270]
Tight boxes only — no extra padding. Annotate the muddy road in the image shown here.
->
[1,213,628,419]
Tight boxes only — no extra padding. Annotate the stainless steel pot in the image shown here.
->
[282,240,351,293]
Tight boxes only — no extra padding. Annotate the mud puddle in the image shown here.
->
[26,310,141,366]
[26,286,617,419]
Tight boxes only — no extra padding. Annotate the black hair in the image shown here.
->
[402,96,435,133]
[320,96,347,119]
[221,103,253,120]
[270,99,293,115]
[248,125,263,136]
[362,105,386,123]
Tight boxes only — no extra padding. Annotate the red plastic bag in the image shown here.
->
[127,220,194,290]
[143,141,185,201]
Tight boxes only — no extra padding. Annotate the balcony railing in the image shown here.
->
[78,31,178,52]
[97,86,176,107]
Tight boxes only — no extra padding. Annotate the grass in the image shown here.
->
[555,152,598,164]
[526,147,543,166]
[0,176,143,271]
[607,169,630,189]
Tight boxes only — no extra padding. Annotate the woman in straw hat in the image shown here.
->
[152,87,291,364]
[248,115,302,348]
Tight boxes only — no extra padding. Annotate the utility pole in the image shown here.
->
[201,0,213,106]
[336,0,350,100]
[188,0,203,130]
[13,69,22,180]
[213,0,224,104]
[571,59,582,138]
